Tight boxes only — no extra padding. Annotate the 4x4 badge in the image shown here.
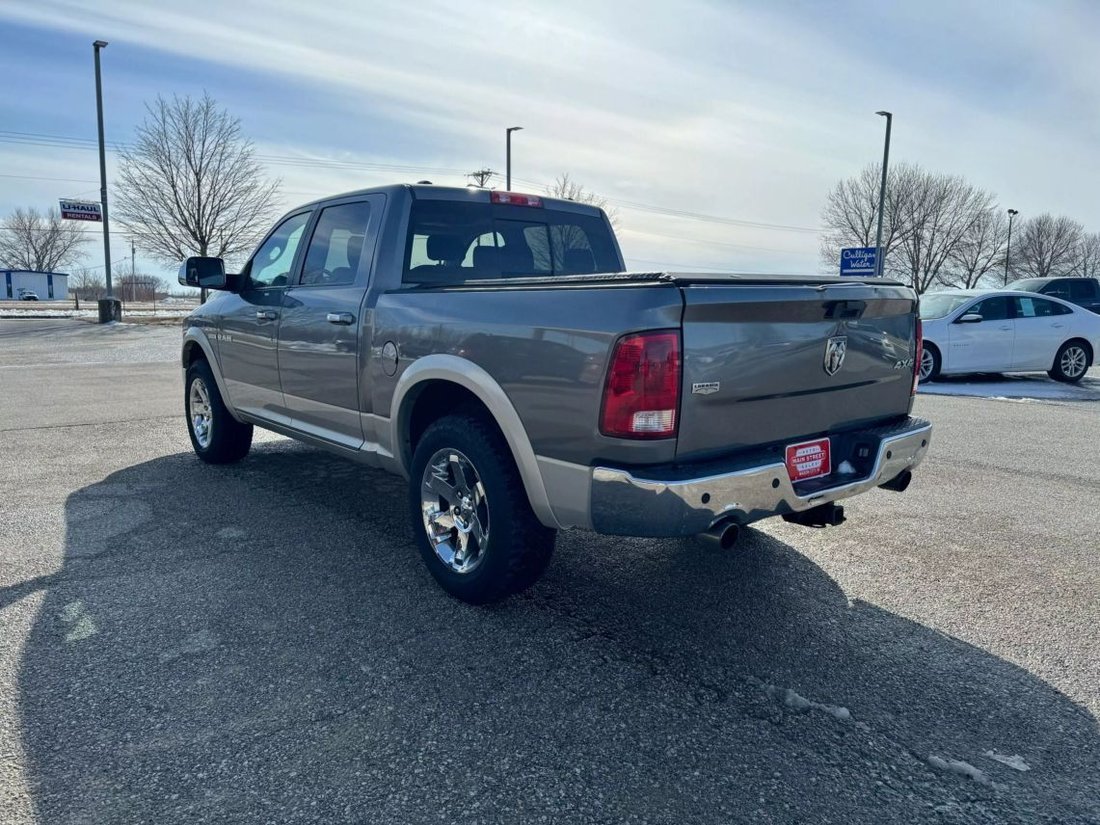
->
[824,336,847,376]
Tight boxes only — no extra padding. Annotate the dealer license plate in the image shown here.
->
[785,437,831,482]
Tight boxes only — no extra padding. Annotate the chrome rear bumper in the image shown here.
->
[590,417,931,536]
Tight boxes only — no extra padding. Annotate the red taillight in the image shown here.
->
[600,331,681,439]
[912,317,923,396]
[490,191,543,207]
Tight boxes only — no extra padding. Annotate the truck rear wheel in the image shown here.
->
[409,413,555,603]
[185,359,253,463]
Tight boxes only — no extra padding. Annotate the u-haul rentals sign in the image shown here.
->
[59,200,103,222]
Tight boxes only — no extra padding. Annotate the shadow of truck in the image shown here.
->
[10,443,1099,823]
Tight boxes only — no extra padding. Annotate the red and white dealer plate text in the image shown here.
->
[785,437,831,482]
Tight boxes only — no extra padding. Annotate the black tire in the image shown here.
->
[1048,340,1091,384]
[408,413,556,604]
[918,342,941,383]
[185,359,253,463]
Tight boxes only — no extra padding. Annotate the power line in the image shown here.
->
[0,129,826,236]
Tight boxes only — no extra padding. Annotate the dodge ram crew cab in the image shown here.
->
[179,184,931,603]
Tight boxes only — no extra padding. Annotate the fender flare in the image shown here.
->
[181,327,244,423]
[389,355,560,529]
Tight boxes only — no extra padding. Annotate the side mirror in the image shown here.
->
[956,313,983,324]
[178,256,228,290]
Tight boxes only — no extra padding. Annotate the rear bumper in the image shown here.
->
[588,416,932,537]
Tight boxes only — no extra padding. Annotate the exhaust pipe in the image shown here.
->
[698,520,741,550]
[783,502,846,528]
[879,470,912,493]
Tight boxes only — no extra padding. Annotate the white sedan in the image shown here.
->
[919,289,1100,384]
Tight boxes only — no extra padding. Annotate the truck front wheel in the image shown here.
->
[409,413,556,603]
[185,359,253,463]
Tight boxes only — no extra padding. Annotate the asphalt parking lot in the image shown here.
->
[1,319,1098,824]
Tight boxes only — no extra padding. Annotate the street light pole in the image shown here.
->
[93,40,113,299]
[506,126,523,190]
[873,111,892,277]
[1004,208,1019,285]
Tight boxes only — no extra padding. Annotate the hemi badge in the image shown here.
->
[692,382,720,395]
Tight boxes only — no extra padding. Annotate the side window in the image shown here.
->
[1068,280,1094,302]
[1044,282,1070,299]
[970,296,1011,321]
[247,212,310,289]
[299,201,373,287]
[550,223,596,274]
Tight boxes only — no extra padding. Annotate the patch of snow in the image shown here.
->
[928,755,989,784]
[919,370,1100,402]
[753,678,851,721]
[983,751,1030,771]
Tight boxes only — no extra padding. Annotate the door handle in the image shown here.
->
[326,312,355,325]
[999,325,1011,331]
[255,309,278,321]
[1052,323,1065,328]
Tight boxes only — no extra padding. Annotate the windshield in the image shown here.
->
[1005,279,1045,292]
[919,294,973,319]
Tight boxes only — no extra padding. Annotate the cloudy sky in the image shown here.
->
[1,0,1097,280]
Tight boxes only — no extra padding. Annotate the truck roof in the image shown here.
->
[294,183,606,217]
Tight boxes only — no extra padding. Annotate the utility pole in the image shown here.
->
[93,40,120,322]
[1004,209,1019,285]
[467,168,496,188]
[506,126,523,190]
[131,238,136,303]
[874,111,893,277]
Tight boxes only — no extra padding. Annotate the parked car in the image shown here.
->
[18,290,39,301]
[919,289,1100,383]
[179,184,930,603]
[1005,276,1100,314]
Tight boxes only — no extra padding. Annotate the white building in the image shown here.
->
[1,270,70,301]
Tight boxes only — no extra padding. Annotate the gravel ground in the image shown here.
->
[1,319,1097,824]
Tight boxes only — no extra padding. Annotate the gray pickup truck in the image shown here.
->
[179,184,931,602]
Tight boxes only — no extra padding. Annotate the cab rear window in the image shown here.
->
[403,200,620,284]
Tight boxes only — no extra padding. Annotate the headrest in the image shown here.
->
[426,234,465,262]
[472,245,499,273]
[345,234,365,269]
[563,248,595,274]
[499,243,534,276]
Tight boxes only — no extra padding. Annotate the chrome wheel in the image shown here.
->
[1060,345,1088,379]
[919,348,935,382]
[420,448,489,574]
[188,377,213,449]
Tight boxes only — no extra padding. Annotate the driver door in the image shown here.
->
[948,296,1015,372]
[218,210,312,423]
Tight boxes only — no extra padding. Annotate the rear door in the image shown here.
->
[948,296,1015,372]
[218,210,312,422]
[676,279,918,458]
[1011,296,1073,370]
[277,196,384,449]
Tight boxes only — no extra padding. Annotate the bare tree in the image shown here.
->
[895,172,995,293]
[114,93,281,274]
[1011,214,1083,279]
[943,207,1009,288]
[546,173,620,229]
[0,207,88,271]
[70,267,106,300]
[1069,232,1100,279]
[821,164,996,292]
[819,162,921,275]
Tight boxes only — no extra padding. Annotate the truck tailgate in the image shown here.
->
[676,280,918,460]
